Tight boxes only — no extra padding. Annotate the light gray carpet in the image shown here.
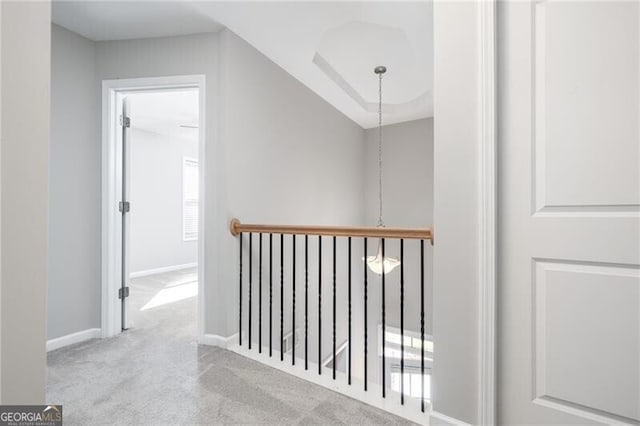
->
[47,268,414,425]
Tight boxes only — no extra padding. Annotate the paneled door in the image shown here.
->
[498,1,639,424]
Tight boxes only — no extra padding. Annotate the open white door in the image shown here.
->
[498,1,639,424]
[120,96,131,331]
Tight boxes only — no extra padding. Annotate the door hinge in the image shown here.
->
[119,201,130,213]
[118,286,130,299]
[120,115,131,128]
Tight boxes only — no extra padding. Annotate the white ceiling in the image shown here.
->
[192,2,433,128]
[53,1,433,129]
[127,89,199,140]
[52,1,223,41]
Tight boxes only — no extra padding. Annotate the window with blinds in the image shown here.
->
[183,157,199,241]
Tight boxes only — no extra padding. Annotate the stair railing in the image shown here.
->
[229,218,434,414]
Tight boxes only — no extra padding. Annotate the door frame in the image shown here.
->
[101,74,207,341]
[479,1,497,425]
[431,2,497,425]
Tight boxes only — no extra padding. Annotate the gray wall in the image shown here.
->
[364,118,434,330]
[96,31,220,334]
[49,28,368,342]
[48,24,100,341]
[217,29,366,338]
[48,30,219,340]
[220,33,435,390]
[1,0,50,403]
[363,118,434,384]
[432,2,482,423]
[365,119,434,230]
[129,127,198,273]
[49,27,436,396]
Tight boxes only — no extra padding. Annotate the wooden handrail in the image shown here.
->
[229,218,433,241]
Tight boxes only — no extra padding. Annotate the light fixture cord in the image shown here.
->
[377,71,384,227]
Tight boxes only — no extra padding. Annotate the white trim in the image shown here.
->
[129,262,197,279]
[430,411,473,426]
[46,328,102,352]
[200,333,239,349]
[229,345,430,425]
[532,397,635,426]
[478,1,497,425]
[322,340,348,368]
[101,78,120,338]
[101,75,206,342]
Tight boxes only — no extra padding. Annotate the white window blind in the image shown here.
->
[183,157,199,241]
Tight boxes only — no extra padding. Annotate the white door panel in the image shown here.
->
[534,1,639,211]
[534,260,639,421]
[498,1,640,424]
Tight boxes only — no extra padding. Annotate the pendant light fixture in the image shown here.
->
[365,65,400,275]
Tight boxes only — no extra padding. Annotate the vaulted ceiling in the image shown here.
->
[52,1,433,129]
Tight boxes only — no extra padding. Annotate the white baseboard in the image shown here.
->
[47,328,102,352]
[430,411,472,426]
[130,262,197,278]
[228,344,430,424]
[199,333,238,349]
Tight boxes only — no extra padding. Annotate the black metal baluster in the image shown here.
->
[363,237,368,391]
[305,235,309,370]
[280,233,284,361]
[400,239,405,405]
[249,233,253,350]
[332,236,337,380]
[239,233,243,346]
[421,239,425,412]
[292,235,296,365]
[348,236,352,385]
[318,235,322,375]
[259,233,263,353]
[381,238,386,398]
[269,234,273,357]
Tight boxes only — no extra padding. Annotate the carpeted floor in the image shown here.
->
[47,268,414,425]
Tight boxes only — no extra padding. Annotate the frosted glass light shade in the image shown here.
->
[364,242,400,275]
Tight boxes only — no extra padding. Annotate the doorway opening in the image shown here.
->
[101,76,206,341]
[126,89,199,334]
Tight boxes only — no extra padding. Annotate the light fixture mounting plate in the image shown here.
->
[374,65,387,74]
